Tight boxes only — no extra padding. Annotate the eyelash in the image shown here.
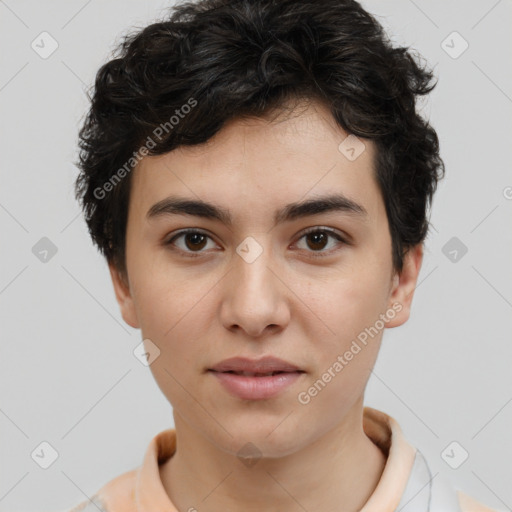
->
[164,227,348,259]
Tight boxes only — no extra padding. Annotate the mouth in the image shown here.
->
[208,355,305,374]
[206,356,306,399]
[207,367,305,400]
[210,370,304,377]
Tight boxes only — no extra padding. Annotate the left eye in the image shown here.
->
[294,227,346,256]
[165,228,346,257]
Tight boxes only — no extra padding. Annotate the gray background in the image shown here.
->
[0,1,511,511]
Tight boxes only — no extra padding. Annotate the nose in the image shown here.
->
[219,240,290,338]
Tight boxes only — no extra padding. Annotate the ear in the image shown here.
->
[385,244,424,328]
[108,263,140,329]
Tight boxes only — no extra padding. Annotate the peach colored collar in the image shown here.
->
[359,407,417,511]
[135,406,417,512]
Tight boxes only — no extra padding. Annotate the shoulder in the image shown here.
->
[457,490,503,512]
[430,469,501,512]
[66,469,138,512]
[399,445,501,512]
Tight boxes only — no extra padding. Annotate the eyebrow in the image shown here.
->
[146,193,368,226]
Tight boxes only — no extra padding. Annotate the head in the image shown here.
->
[75,0,444,457]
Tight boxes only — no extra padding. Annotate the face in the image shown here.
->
[110,99,422,458]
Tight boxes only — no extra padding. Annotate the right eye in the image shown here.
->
[164,229,219,257]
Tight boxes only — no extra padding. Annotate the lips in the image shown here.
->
[221,370,288,377]
[208,357,304,400]
[208,355,304,375]
[207,356,306,399]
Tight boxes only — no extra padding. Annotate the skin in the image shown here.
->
[109,98,423,512]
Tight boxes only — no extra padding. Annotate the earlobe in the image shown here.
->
[386,244,424,328]
[108,263,140,329]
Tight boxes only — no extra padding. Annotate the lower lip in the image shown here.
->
[209,371,304,400]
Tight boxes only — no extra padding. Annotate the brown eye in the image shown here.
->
[295,228,347,257]
[305,231,329,251]
[183,232,208,251]
[165,229,216,256]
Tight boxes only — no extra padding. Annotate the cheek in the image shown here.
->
[299,258,391,382]
[298,279,386,414]
[130,270,210,407]
[128,246,193,328]
[308,266,390,339]
[129,263,215,366]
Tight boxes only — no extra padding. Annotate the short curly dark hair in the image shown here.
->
[75,0,445,280]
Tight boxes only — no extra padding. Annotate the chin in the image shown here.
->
[210,419,308,459]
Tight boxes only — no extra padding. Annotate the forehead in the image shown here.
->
[129,100,383,224]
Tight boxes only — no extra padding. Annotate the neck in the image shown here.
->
[159,400,387,512]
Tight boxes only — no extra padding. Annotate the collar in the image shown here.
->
[135,406,419,512]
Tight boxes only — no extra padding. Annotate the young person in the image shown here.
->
[68,0,499,510]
